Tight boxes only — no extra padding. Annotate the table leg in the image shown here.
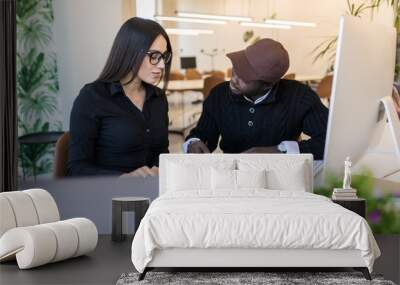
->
[181,91,185,130]
[112,202,124,242]
[134,201,149,235]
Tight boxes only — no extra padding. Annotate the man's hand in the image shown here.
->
[187,140,210,153]
[120,166,158,178]
[242,146,281,153]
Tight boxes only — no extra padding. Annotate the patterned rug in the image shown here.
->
[116,271,396,285]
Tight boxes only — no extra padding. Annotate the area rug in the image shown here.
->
[116,271,396,285]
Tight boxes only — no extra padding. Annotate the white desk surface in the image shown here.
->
[295,74,324,82]
[166,80,204,91]
[164,74,323,92]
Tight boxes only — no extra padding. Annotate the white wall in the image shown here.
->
[136,0,156,19]
[53,0,394,129]
[161,0,394,76]
[53,0,125,129]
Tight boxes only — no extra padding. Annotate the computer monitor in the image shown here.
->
[180,57,197,69]
[320,15,398,183]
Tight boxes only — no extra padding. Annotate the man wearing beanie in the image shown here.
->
[183,38,328,160]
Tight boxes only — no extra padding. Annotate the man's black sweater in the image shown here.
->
[186,79,329,160]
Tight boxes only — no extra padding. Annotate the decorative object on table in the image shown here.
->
[343,156,352,189]
[332,188,358,200]
[332,198,367,218]
[332,156,359,200]
[116,271,395,285]
[315,169,400,234]
[112,197,150,242]
[0,189,98,269]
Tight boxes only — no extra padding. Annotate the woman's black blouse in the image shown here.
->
[67,81,169,176]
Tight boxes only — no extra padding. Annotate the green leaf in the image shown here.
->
[315,169,400,234]
[243,30,254,43]
[311,37,337,65]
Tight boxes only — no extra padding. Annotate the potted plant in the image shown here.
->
[16,0,61,179]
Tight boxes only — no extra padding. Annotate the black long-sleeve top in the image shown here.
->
[67,81,169,176]
[186,79,328,159]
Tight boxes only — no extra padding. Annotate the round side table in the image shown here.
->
[18,131,65,181]
[112,197,150,242]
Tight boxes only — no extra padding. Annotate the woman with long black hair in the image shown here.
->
[67,17,172,177]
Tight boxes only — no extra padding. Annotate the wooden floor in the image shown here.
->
[0,235,133,285]
[0,235,398,285]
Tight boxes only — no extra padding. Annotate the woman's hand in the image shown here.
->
[120,166,159,178]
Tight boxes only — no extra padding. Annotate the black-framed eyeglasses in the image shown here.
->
[146,50,172,65]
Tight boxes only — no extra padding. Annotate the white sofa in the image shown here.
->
[0,188,98,269]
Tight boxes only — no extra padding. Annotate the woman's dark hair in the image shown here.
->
[97,17,172,91]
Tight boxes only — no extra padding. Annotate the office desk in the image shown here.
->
[165,75,323,92]
[166,80,204,135]
[295,74,324,82]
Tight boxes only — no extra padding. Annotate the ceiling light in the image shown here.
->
[155,16,227,25]
[165,28,214,36]
[177,12,252,22]
[265,19,317,27]
[240,22,291,30]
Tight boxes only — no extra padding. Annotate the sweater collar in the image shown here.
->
[229,80,280,105]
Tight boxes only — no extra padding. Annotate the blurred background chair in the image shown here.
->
[53,132,70,178]
[316,75,333,99]
[203,76,225,100]
[169,71,185,80]
[207,70,225,79]
[185,68,202,80]
[283,73,296,80]
[226,67,232,78]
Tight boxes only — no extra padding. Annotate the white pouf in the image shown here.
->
[0,189,98,269]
